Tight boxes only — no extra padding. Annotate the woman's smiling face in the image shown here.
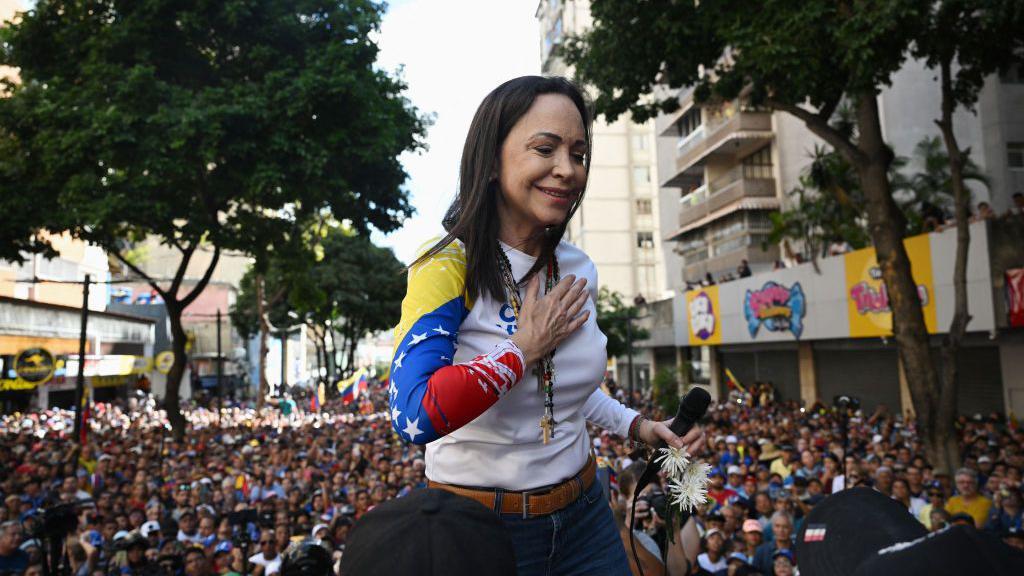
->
[497,93,587,240]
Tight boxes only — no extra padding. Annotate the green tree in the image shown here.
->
[651,367,678,418]
[911,0,1023,470]
[596,286,649,360]
[0,1,425,437]
[232,227,405,394]
[313,230,406,377]
[564,0,976,472]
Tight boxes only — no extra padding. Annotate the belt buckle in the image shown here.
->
[520,485,550,519]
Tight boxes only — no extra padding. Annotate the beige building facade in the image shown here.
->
[536,0,667,304]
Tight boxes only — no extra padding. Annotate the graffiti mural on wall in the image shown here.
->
[743,281,806,339]
[849,266,930,315]
[685,286,721,344]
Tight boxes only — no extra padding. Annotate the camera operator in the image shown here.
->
[0,521,28,574]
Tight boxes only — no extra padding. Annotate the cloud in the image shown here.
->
[373,0,540,263]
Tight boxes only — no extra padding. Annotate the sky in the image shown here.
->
[374,0,541,263]
[2,0,540,265]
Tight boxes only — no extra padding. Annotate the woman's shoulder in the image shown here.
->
[555,240,598,278]
[410,236,467,274]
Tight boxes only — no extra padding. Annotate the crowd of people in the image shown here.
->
[1,380,1023,576]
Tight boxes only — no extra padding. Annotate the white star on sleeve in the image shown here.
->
[432,325,451,336]
[402,417,423,441]
[391,406,401,422]
[409,333,428,346]
[393,351,406,369]
[388,380,397,399]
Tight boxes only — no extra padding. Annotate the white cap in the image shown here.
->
[872,434,884,444]
[113,530,130,542]
[140,521,161,537]
[311,524,330,538]
[727,465,743,476]
[726,435,738,444]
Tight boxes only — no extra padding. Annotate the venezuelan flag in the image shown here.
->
[724,368,747,394]
[337,368,368,404]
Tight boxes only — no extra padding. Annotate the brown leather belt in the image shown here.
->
[428,456,597,518]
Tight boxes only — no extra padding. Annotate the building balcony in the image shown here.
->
[670,168,778,234]
[681,235,779,282]
[670,107,773,181]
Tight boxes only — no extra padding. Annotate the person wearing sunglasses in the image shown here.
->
[248,533,281,576]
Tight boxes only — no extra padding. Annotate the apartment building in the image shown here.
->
[642,58,1024,415]
[655,58,1024,292]
[536,0,666,304]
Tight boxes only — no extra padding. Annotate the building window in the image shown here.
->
[675,108,702,138]
[633,166,650,185]
[636,199,652,215]
[637,231,654,249]
[742,145,773,179]
[1009,142,1024,169]
[632,134,647,151]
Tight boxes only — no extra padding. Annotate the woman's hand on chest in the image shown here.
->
[509,273,590,365]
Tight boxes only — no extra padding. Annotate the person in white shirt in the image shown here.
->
[248,533,281,576]
[697,528,729,572]
[390,76,706,576]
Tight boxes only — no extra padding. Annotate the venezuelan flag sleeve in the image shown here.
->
[390,240,526,445]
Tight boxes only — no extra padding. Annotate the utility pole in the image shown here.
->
[73,274,90,444]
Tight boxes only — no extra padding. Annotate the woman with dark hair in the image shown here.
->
[389,75,704,574]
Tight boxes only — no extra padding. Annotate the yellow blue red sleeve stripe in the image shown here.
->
[389,239,525,444]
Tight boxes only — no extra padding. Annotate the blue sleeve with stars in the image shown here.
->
[389,240,525,445]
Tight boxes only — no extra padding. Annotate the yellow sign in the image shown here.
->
[685,286,721,345]
[155,351,175,374]
[845,233,937,337]
[0,378,38,391]
[15,348,56,385]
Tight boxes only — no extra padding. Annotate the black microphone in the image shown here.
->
[633,387,711,494]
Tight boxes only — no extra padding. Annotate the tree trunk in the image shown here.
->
[256,275,269,412]
[853,94,955,474]
[935,56,970,472]
[165,303,188,440]
[327,326,339,383]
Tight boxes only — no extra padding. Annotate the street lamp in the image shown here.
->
[625,295,649,407]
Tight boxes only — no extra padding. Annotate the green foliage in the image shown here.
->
[0,0,427,263]
[909,136,989,215]
[596,287,649,359]
[231,226,406,376]
[651,367,678,417]
[769,136,989,261]
[911,1,1024,112]
[563,0,928,123]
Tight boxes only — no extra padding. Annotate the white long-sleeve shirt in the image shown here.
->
[390,238,638,491]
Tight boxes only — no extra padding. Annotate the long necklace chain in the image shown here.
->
[497,245,559,444]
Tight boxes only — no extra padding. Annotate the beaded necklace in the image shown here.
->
[497,244,559,444]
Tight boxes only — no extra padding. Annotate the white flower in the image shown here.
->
[667,460,712,512]
[655,446,691,479]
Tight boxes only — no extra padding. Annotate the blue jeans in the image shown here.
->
[498,477,631,575]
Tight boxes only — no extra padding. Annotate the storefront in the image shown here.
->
[0,296,157,411]
[648,221,1020,414]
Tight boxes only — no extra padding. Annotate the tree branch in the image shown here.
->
[110,249,169,301]
[767,99,865,165]
[169,243,196,299]
[179,244,221,309]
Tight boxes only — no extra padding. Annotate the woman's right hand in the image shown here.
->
[510,273,590,366]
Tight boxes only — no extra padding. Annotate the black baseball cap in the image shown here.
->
[796,487,926,576]
[340,489,516,576]
[851,524,1024,576]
